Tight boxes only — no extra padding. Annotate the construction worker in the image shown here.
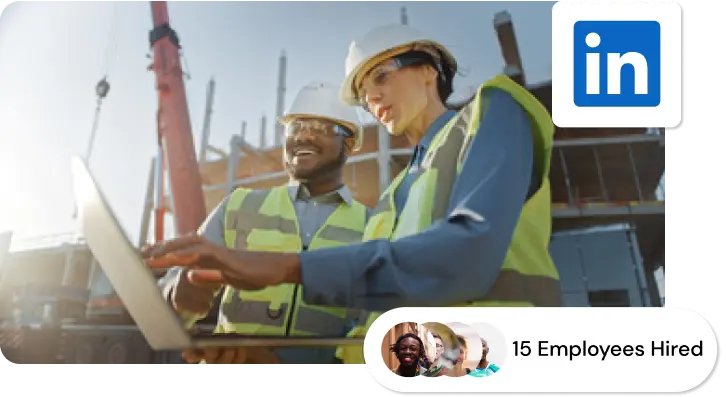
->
[146,23,562,363]
[153,81,369,364]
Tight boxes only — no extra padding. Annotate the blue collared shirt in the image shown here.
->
[393,110,457,213]
[299,87,537,311]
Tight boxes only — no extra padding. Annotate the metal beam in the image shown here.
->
[201,133,667,195]
[206,145,226,158]
[552,203,665,218]
[554,135,663,147]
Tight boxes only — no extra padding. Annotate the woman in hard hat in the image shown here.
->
[146,24,562,364]
[312,24,562,351]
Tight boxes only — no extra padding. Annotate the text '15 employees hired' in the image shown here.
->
[512,340,704,361]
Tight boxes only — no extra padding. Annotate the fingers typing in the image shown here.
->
[187,269,224,288]
[144,235,206,259]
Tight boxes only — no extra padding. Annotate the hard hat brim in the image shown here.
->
[278,113,364,152]
[339,40,457,107]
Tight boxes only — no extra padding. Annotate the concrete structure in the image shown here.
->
[0,10,665,326]
[191,11,665,308]
[0,9,665,363]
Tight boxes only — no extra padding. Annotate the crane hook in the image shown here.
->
[96,76,110,99]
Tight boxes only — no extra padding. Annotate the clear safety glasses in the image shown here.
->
[284,119,353,139]
[356,56,429,110]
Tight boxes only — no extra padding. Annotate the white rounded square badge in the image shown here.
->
[551,0,682,128]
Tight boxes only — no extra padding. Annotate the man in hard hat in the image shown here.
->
[154,81,369,364]
[146,23,561,363]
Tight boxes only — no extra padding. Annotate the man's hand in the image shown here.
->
[170,268,222,315]
[181,347,281,364]
[143,235,301,291]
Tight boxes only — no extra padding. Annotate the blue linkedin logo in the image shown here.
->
[573,21,661,107]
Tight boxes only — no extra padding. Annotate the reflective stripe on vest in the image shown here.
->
[340,75,561,364]
[220,186,368,336]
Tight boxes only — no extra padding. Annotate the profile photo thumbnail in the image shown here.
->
[469,322,507,377]
[418,321,463,377]
[382,322,435,377]
[444,322,484,377]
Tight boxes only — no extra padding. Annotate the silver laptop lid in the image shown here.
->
[71,156,192,350]
[0,231,11,284]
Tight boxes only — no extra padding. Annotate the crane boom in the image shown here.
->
[148,1,207,238]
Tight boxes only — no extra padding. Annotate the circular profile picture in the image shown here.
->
[443,322,483,377]
[469,322,507,377]
[382,322,436,377]
[417,322,461,377]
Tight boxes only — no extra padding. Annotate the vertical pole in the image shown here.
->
[227,135,240,194]
[626,143,644,201]
[198,77,216,165]
[154,145,165,242]
[592,146,609,201]
[149,1,207,236]
[138,157,156,248]
[275,51,287,146]
[558,148,575,205]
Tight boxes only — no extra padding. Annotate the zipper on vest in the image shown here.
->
[285,245,305,336]
[285,285,300,336]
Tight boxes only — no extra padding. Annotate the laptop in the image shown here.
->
[70,156,364,350]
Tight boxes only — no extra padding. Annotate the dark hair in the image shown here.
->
[390,332,426,359]
[456,335,467,347]
[393,50,457,105]
[432,333,443,342]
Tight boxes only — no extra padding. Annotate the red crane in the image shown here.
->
[148,1,207,240]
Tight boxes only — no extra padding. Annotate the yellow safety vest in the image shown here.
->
[219,185,368,337]
[337,75,562,364]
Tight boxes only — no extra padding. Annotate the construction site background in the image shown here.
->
[0,5,664,364]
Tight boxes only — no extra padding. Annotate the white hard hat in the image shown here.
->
[280,80,364,152]
[340,24,457,106]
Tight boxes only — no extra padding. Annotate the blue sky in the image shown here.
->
[0,1,554,248]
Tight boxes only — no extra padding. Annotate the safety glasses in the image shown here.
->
[356,55,429,110]
[284,119,353,139]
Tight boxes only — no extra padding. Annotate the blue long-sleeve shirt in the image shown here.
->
[299,87,538,312]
